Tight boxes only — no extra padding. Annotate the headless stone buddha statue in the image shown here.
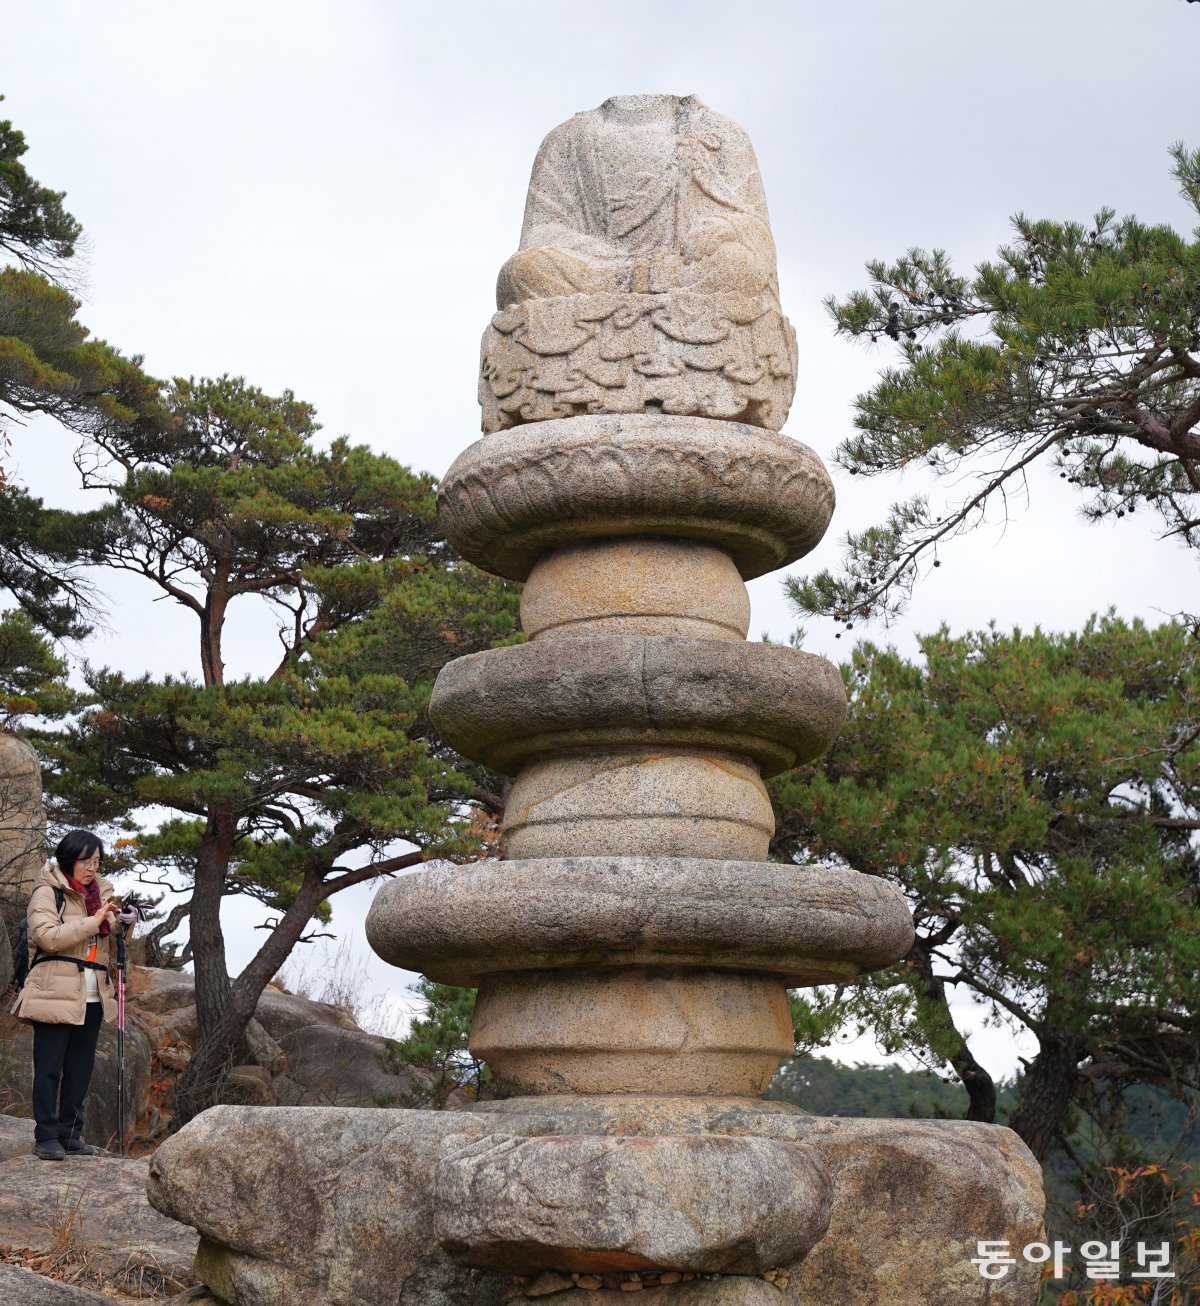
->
[480,94,797,432]
[497,93,779,306]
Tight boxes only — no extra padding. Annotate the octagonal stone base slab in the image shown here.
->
[435,1132,831,1274]
[147,1100,1044,1306]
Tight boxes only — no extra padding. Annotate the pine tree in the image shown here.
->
[789,144,1200,628]
[0,609,80,726]
[0,97,161,635]
[381,979,489,1108]
[770,616,1200,1162]
[36,375,519,1122]
[0,101,80,278]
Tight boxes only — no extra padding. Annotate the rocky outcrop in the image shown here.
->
[0,1114,196,1297]
[147,1107,509,1306]
[0,732,47,902]
[0,1010,150,1148]
[146,1101,1045,1306]
[2,966,431,1149]
[271,1022,426,1108]
[0,1267,123,1306]
[0,730,48,993]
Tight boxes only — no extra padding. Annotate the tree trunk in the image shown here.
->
[173,812,235,1125]
[188,815,233,1035]
[173,866,326,1126]
[956,1051,998,1123]
[199,588,227,688]
[1008,1028,1082,1160]
[910,939,998,1123]
[142,900,193,968]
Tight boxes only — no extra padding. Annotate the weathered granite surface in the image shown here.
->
[502,749,776,861]
[365,857,915,987]
[428,634,848,776]
[0,731,47,902]
[1,1012,152,1149]
[470,968,794,1096]
[484,1099,1047,1305]
[0,1266,122,1306]
[521,539,751,642]
[439,415,834,581]
[434,1132,831,1274]
[0,730,49,992]
[147,1104,1044,1306]
[515,1282,786,1305]
[148,1107,510,1306]
[0,1115,196,1295]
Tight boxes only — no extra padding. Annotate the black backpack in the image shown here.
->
[12,888,65,990]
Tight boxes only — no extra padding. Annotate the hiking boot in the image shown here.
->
[34,1140,66,1161]
[63,1139,102,1156]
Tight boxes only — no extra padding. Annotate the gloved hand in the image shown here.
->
[117,903,139,926]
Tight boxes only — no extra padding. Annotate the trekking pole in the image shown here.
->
[116,916,127,1157]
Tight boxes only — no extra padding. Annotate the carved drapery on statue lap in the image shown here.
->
[479,290,797,432]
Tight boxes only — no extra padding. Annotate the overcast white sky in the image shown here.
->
[2,0,1197,1080]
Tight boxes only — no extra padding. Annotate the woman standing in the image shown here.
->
[11,830,122,1159]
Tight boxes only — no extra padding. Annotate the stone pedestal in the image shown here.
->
[147,94,1044,1305]
[147,1102,1045,1305]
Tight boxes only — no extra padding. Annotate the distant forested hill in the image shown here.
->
[770,1056,1199,1207]
[768,1054,1017,1120]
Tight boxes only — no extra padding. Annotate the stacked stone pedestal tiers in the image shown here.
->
[359,405,1042,1297]
[361,406,952,1288]
[389,411,903,1110]
[367,856,917,1096]
[148,97,1044,1306]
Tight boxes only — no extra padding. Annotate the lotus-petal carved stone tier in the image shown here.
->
[428,635,847,776]
[480,291,798,434]
[437,414,834,581]
[366,857,915,986]
[434,1132,831,1275]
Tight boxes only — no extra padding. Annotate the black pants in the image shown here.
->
[31,1003,103,1144]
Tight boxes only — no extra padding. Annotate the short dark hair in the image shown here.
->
[54,829,104,876]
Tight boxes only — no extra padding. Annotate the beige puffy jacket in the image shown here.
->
[10,860,118,1025]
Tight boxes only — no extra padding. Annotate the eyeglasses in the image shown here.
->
[75,856,101,869]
